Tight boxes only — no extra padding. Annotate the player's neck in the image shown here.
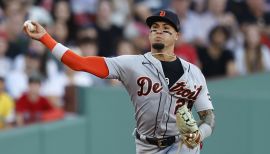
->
[151,44,177,61]
[152,53,177,62]
[151,50,176,62]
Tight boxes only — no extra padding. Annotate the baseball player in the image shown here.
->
[24,10,215,154]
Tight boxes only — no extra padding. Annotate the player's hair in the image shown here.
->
[243,25,264,73]
[208,25,230,44]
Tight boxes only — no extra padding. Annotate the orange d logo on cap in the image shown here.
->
[159,11,166,17]
[146,9,181,32]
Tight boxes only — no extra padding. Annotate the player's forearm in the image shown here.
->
[39,33,109,78]
[198,109,215,141]
[39,33,57,50]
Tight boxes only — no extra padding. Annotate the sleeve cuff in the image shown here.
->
[52,43,69,61]
[199,123,212,141]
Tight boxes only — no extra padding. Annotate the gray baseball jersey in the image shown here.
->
[105,52,214,138]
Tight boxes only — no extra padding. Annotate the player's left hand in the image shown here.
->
[182,130,201,149]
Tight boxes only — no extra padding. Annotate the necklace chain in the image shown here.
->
[151,53,177,61]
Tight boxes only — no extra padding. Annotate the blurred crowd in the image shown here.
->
[1,0,270,130]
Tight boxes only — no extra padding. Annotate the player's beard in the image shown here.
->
[152,43,165,51]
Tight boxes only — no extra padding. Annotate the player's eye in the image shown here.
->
[163,30,170,33]
[163,30,172,35]
[151,29,158,33]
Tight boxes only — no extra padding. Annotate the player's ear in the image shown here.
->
[175,32,180,41]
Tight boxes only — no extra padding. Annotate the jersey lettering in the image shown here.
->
[137,77,162,96]
[170,82,202,101]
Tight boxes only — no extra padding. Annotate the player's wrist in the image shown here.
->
[39,33,57,51]
[198,123,212,141]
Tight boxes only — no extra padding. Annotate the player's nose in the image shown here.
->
[156,29,163,34]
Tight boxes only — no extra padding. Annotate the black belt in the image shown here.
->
[136,131,176,148]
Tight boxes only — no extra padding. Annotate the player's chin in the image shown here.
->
[152,43,165,50]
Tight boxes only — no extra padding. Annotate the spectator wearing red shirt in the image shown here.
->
[174,41,200,66]
[174,33,201,67]
[16,74,53,126]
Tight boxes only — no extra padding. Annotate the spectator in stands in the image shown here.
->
[51,0,77,44]
[110,0,132,27]
[52,0,72,26]
[6,51,43,99]
[36,0,54,12]
[191,0,207,14]
[116,39,137,56]
[0,31,11,77]
[133,1,155,23]
[231,0,270,26]
[16,73,63,126]
[229,0,270,49]
[76,24,97,40]
[95,0,123,57]
[170,0,201,44]
[134,0,171,12]
[0,76,15,129]
[52,21,69,45]
[234,24,270,75]
[174,33,200,66]
[197,25,237,78]
[2,0,29,59]
[266,0,270,11]
[77,37,98,57]
[198,0,238,47]
[1,0,269,104]
[13,39,59,79]
[124,4,150,53]
[12,39,66,108]
[70,0,98,26]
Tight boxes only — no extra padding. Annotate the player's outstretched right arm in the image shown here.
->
[23,21,109,78]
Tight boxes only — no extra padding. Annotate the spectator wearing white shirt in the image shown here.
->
[234,24,270,75]
[170,0,202,44]
[197,0,238,47]
[6,51,42,99]
[13,39,59,78]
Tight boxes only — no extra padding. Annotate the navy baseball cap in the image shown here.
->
[146,10,180,32]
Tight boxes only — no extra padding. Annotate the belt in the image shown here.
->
[135,131,177,149]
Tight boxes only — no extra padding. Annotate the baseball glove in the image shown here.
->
[175,103,201,149]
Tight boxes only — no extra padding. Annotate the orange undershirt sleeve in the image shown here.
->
[61,51,109,78]
[39,33,57,51]
[39,33,109,78]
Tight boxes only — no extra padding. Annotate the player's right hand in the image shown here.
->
[23,21,47,40]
